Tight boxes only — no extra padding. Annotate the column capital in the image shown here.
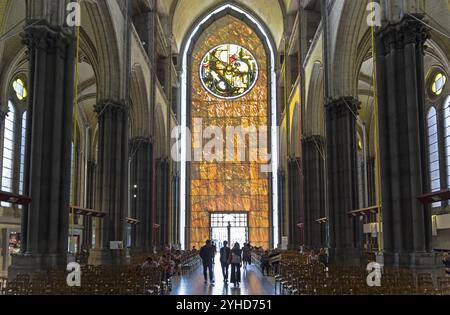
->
[129,136,152,146]
[94,100,128,118]
[325,96,360,116]
[303,135,325,146]
[156,157,170,166]
[376,14,430,56]
[0,107,8,120]
[21,20,74,55]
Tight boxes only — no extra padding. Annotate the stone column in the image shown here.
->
[277,170,285,247]
[375,15,435,267]
[132,5,157,64]
[155,158,169,248]
[81,160,96,250]
[303,135,326,250]
[9,21,75,278]
[326,97,361,265]
[1,229,7,276]
[288,158,303,249]
[0,109,6,148]
[129,137,153,254]
[172,172,180,246]
[89,101,129,265]
[367,157,376,207]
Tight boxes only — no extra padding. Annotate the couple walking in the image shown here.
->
[199,240,243,287]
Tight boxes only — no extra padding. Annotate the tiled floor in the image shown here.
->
[170,256,277,295]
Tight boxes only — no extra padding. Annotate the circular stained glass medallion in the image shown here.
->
[200,44,258,99]
[431,72,447,96]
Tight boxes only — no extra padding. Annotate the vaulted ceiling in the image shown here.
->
[168,0,285,51]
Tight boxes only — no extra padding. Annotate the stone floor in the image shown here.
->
[170,255,277,295]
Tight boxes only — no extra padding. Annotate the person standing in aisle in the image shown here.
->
[199,240,215,284]
[242,243,252,267]
[220,241,231,283]
[229,243,243,287]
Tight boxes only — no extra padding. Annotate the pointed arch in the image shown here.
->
[306,61,324,137]
[154,104,167,159]
[130,64,150,138]
[179,3,279,249]
[330,0,368,97]
[82,0,122,101]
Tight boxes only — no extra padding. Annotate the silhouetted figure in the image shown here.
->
[242,243,252,267]
[229,242,242,287]
[443,252,450,277]
[220,241,231,282]
[199,240,215,284]
[260,250,270,276]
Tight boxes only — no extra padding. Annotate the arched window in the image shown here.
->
[18,111,27,195]
[1,102,16,206]
[444,97,450,187]
[427,107,441,207]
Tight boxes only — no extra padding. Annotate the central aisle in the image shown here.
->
[170,255,277,295]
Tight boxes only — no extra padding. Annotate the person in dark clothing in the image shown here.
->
[220,241,231,282]
[242,243,252,267]
[260,250,271,276]
[199,240,215,284]
[443,252,450,276]
[318,248,329,270]
[229,243,243,287]
[269,249,281,275]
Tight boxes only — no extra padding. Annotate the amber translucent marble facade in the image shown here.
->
[189,16,271,249]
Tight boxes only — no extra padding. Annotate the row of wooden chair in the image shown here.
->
[2,266,165,295]
[274,253,450,295]
[1,249,203,295]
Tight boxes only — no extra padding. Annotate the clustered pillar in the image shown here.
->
[303,135,326,250]
[155,158,169,248]
[326,97,361,264]
[375,15,434,267]
[130,137,154,254]
[81,160,96,251]
[9,21,75,278]
[89,101,129,266]
[288,158,303,249]
[171,172,181,246]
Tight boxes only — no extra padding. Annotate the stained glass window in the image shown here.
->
[12,79,27,101]
[443,97,450,188]
[190,16,270,250]
[432,73,446,96]
[200,44,258,99]
[427,107,441,208]
[1,102,15,207]
[19,111,27,195]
